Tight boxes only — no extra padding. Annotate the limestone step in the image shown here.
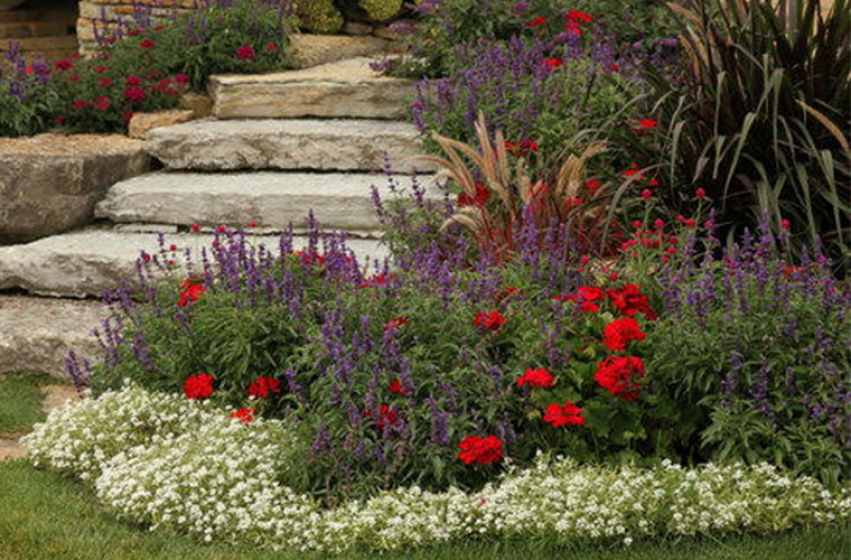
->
[0,229,388,298]
[0,295,105,378]
[146,119,430,173]
[95,171,433,233]
[209,57,412,120]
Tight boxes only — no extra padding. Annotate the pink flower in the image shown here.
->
[641,189,652,200]
[695,187,706,199]
[236,45,255,60]
[175,73,190,84]
[124,86,147,103]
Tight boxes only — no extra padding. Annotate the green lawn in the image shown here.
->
[0,373,48,435]
[0,460,847,560]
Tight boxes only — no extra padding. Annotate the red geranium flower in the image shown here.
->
[384,316,408,332]
[474,310,507,332]
[528,16,547,28]
[99,77,113,87]
[583,178,601,192]
[184,373,214,400]
[236,45,255,60]
[607,284,656,320]
[389,378,410,395]
[139,39,154,48]
[566,10,593,23]
[94,65,109,74]
[248,376,282,398]
[266,43,278,52]
[563,286,606,313]
[516,367,555,389]
[178,284,206,307]
[55,60,72,71]
[602,318,646,352]
[458,435,504,465]
[543,400,585,427]
[595,356,646,401]
[125,75,142,86]
[504,139,538,157]
[543,58,564,71]
[176,73,190,84]
[72,100,90,109]
[230,407,257,423]
[365,404,400,430]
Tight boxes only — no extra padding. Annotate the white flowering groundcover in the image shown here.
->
[23,385,850,554]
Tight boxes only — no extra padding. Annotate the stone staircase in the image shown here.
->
[0,51,434,377]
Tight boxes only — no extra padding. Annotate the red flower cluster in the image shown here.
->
[230,407,257,423]
[474,310,507,332]
[365,404,400,430]
[458,181,490,207]
[635,118,658,132]
[595,356,646,401]
[389,378,410,395]
[565,10,592,35]
[555,286,605,313]
[543,58,564,71]
[458,435,504,465]
[178,277,206,307]
[602,318,646,351]
[607,284,656,320]
[384,316,409,332]
[528,16,547,28]
[504,139,538,157]
[248,377,281,398]
[184,373,214,400]
[516,367,555,389]
[543,400,585,428]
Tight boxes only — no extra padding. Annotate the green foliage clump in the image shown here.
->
[358,0,404,22]
[296,0,344,33]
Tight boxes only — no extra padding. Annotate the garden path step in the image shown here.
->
[95,171,435,233]
[146,118,430,173]
[0,229,388,298]
[0,295,105,378]
[209,57,413,120]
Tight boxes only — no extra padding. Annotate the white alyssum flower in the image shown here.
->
[23,385,851,554]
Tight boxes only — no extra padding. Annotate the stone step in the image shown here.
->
[0,229,388,298]
[209,57,412,120]
[146,119,430,173]
[0,295,105,378]
[95,171,434,233]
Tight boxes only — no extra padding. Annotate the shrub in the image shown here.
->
[645,218,849,487]
[24,385,851,552]
[616,0,851,269]
[295,0,344,33]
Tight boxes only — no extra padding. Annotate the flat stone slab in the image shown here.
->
[0,229,388,298]
[210,57,412,120]
[146,119,429,173]
[289,34,389,69]
[96,171,435,232]
[0,296,105,378]
[0,134,149,244]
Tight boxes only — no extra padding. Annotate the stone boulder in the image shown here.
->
[0,134,149,245]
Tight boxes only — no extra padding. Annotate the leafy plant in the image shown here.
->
[620,0,850,268]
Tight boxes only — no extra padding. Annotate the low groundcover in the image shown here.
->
[23,385,850,554]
